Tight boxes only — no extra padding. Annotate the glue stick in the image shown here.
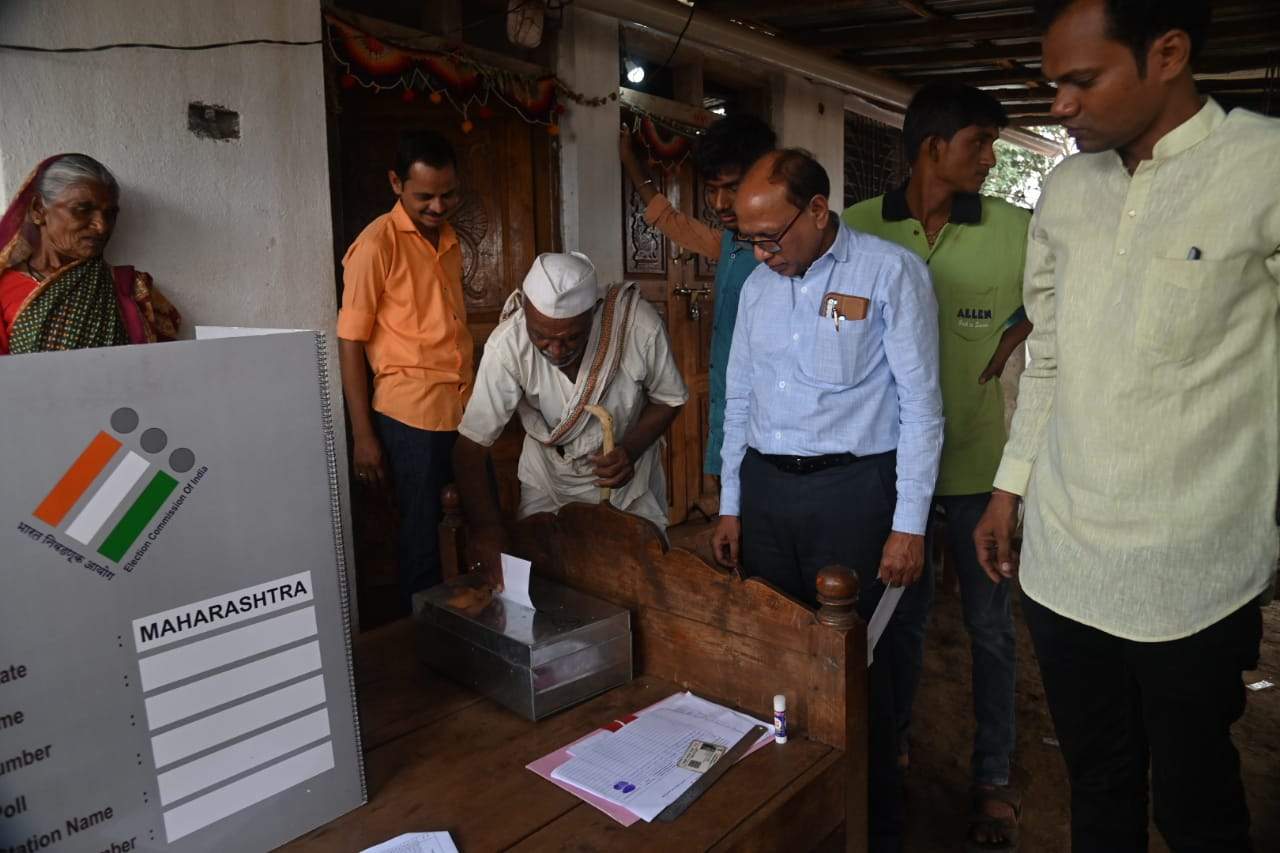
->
[773,694,788,744]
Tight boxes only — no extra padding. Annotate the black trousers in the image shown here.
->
[739,448,904,853]
[374,412,457,612]
[1023,593,1262,853]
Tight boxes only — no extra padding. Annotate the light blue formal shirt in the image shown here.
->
[720,222,944,534]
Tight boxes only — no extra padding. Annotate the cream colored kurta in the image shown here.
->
[994,100,1280,641]
[459,297,688,531]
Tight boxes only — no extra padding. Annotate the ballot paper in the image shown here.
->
[866,584,906,667]
[359,832,459,853]
[499,552,535,610]
[551,692,773,822]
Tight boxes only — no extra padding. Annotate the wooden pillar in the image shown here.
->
[554,6,623,281]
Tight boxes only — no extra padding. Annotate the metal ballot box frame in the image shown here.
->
[414,573,633,720]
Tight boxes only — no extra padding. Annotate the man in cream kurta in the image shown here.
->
[974,1,1278,849]
[454,252,687,582]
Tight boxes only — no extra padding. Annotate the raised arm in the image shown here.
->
[620,128,723,261]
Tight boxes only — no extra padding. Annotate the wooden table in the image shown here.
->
[286,503,869,851]
[282,620,847,852]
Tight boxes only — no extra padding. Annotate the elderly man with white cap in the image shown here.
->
[453,251,688,583]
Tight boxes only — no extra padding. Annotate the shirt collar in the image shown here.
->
[1151,97,1225,160]
[881,182,982,225]
[391,200,458,252]
[820,221,852,267]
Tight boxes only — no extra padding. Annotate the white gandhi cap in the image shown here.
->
[521,251,599,319]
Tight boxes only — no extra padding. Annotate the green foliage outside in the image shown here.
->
[983,126,1076,209]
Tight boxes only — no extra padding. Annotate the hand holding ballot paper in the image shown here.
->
[533,692,775,823]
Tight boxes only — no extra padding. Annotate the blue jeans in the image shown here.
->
[889,492,1016,787]
[373,412,456,612]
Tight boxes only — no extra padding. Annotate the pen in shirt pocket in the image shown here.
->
[1186,246,1202,260]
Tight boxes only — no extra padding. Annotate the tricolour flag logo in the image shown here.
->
[33,408,196,563]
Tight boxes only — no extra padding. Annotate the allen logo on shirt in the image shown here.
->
[956,307,994,329]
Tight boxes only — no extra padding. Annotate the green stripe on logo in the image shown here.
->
[98,472,179,562]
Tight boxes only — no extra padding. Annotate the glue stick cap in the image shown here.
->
[773,694,786,712]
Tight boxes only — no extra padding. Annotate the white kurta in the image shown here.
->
[458,298,688,530]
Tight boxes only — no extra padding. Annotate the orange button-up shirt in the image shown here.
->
[337,201,474,431]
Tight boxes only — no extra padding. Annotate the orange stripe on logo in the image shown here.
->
[33,431,122,526]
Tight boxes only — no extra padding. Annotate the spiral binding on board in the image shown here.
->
[314,331,368,798]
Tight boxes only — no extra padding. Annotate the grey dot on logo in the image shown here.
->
[169,448,196,473]
[110,407,139,434]
[140,428,168,454]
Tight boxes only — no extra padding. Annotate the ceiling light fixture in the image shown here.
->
[625,58,645,84]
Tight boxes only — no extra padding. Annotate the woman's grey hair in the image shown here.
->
[36,154,119,203]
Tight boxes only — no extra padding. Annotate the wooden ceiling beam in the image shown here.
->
[795,12,1038,49]
[856,43,1042,68]
[700,0,869,20]
[891,0,935,18]
[897,66,1042,85]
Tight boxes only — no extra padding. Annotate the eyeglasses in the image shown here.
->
[734,206,804,255]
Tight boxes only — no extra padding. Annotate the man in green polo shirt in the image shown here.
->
[843,83,1032,851]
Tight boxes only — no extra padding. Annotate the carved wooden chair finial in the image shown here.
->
[815,565,860,630]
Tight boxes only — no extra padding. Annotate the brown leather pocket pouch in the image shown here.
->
[820,292,869,321]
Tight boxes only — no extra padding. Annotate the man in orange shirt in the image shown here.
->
[338,131,474,611]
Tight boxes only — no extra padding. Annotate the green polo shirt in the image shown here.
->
[843,187,1029,496]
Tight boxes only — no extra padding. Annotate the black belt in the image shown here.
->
[747,447,888,475]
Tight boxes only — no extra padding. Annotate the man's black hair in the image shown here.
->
[902,83,1009,164]
[768,148,830,210]
[395,130,458,179]
[1034,0,1211,72]
[693,114,777,181]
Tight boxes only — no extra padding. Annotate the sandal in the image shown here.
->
[964,784,1021,852]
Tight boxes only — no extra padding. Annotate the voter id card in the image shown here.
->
[677,740,727,773]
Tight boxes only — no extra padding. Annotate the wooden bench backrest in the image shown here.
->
[441,496,870,848]
[444,496,866,749]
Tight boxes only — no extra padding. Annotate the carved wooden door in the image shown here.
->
[332,81,557,626]
[622,164,717,526]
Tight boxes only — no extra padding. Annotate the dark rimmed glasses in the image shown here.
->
[734,206,804,255]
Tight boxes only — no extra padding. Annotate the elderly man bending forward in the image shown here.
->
[454,252,687,583]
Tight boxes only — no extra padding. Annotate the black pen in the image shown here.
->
[1187,246,1202,260]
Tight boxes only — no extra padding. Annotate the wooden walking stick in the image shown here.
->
[584,404,615,502]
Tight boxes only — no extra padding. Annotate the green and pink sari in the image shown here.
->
[0,154,180,355]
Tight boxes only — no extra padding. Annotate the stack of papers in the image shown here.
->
[533,692,773,823]
[360,832,458,853]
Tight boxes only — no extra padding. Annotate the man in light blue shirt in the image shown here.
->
[711,149,943,853]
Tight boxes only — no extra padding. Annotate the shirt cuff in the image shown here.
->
[336,308,375,341]
[719,486,740,517]
[892,496,931,536]
[992,456,1033,497]
[643,194,673,226]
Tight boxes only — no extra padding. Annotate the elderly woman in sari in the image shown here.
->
[0,153,179,355]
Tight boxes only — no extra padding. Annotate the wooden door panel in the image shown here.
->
[334,82,551,628]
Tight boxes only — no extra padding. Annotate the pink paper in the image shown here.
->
[527,731,643,826]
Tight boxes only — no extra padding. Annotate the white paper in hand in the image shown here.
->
[499,552,535,610]
[866,584,905,667]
